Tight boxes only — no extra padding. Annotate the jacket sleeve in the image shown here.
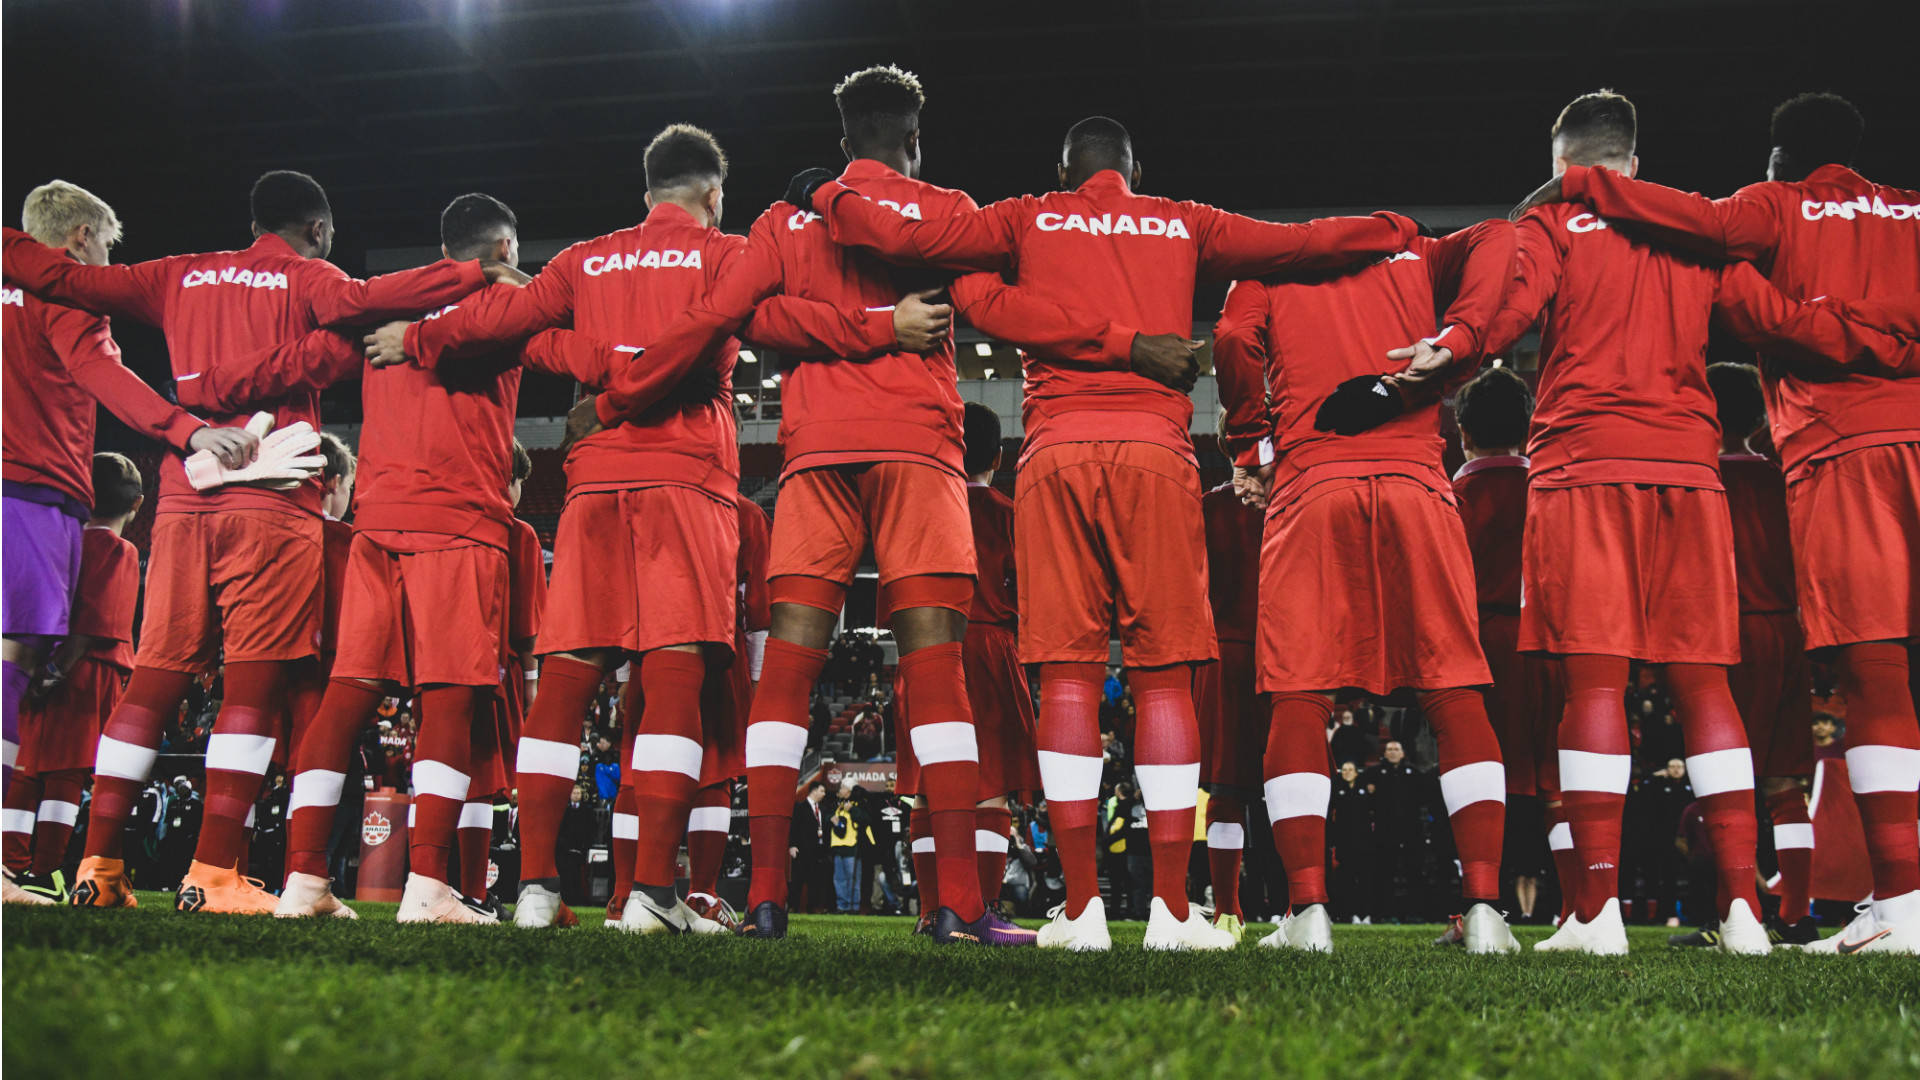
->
[948,273,1138,368]
[1562,165,1782,263]
[740,294,897,359]
[810,185,1023,272]
[4,229,173,326]
[177,328,364,414]
[1481,212,1565,358]
[300,256,487,330]
[1192,206,1420,280]
[1712,262,1920,379]
[403,268,575,369]
[1211,279,1275,469]
[1422,219,1519,365]
[43,305,205,451]
[517,328,631,386]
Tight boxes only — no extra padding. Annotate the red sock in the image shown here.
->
[1667,662,1760,919]
[84,667,193,860]
[744,638,828,910]
[458,800,494,899]
[1130,665,1201,921]
[195,661,286,870]
[409,686,480,885]
[974,804,1011,905]
[1836,642,1920,901]
[515,657,600,881]
[630,650,708,890]
[1545,799,1578,923]
[1556,654,1630,922]
[1422,687,1506,904]
[1265,692,1332,908]
[900,642,984,922]
[686,782,731,898]
[1206,793,1246,918]
[1037,662,1104,918]
[3,772,41,874]
[910,804,938,912]
[30,770,84,877]
[1765,786,1813,922]
[285,679,384,879]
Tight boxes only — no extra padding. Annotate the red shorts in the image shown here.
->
[136,510,322,671]
[1195,639,1267,794]
[1520,483,1738,663]
[698,633,754,787]
[963,622,1041,800]
[1787,442,1920,650]
[331,534,509,687]
[770,462,973,588]
[1016,442,1214,667]
[1731,611,1815,777]
[1479,611,1565,797]
[16,656,123,775]
[542,486,737,658]
[1258,474,1489,695]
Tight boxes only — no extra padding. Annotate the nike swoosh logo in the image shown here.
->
[1837,930,1891,954]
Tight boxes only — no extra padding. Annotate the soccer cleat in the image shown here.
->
[1802,895,1920,955]
[1463,904,1521,955]
[931,905,1039,947]
[615,889,725,936]
[686,892,739,933]
[1213,912,1246,944]
[396,873,498,925]
[1036,897,1112,952]
[3,872,54,905]
[465,893,509,923]
[912,912,934,937]
[1144,897,1238,951]
[605,892,627,924]
[1534,898,1628,955]
[1714,899,1772,955]
[175,860,278,915]
[513,880,579,929]
[1433,915,1466,947]
[274,871,358,919]
[69,856,138,908]
[1260,904,1334,953]
[1767,915,1820,947]
[1668,926,1720,948]
[738,900,789,939]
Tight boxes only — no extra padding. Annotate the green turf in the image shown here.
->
[5,897,1917,1079]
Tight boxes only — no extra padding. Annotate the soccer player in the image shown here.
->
[272,191,529,924]
[2,170,493,912]
[362,124,924,934]
[1708,361,1819,946]
[1215,214,1521,955]
[794,114,1426,951]
[1193,411,1266,943]
[1516,91,1920,955]
[1,180,256,796]
[1,453,143,905]
[1450,367,1570,926]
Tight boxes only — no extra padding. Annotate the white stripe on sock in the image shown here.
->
[206,732,277,775]
[1846,745,1920,794]
[460,802,493,829]
[1559,749,1631,795]
[632,733,703,779]
[910,721,978,766]
[516,737,579,780]
[1548,821,1573,850]
[408,803,417,828]
[687,806,730,833]
[611,812,639,840]
[288,769,347,814]
[1264,772,1331,820]
[1207,822,1245,850]
[1136,762,1200,811]
[1037,751,1102,802]
[244,805,257,829]
[1773,822,1814,850]
[975,828,1010,853]
[1439,760,1507,813]
[911,835,936,854]
[412,759,471,802]
[1685,746,1755,797]
[2,808,36,835]
[1,740,15,770]
[94,735,158,782]
[744,721,808,769]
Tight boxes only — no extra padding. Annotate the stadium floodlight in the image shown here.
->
[975,342,993,357]
[761,378,777,389]
[739,349,757,364]
[983,368,995,379]
[734,393,754,405]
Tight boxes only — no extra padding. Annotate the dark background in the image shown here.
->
[7,0,1917,418]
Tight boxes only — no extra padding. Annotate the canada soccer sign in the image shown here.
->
[362,811,393,847]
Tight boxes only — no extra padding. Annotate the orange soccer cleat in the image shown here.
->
[175,860,279,915]
[70,856,140,909]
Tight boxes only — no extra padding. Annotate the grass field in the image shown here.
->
[5,898,1917,1079]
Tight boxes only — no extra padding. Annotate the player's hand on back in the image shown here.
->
[364,321,412,368]
[187,424,260,469]
[561,394,604,453]
[481,261,532,287]
[1510,174,1566,221]
[892,289,952,353]
[1128,332,1203,393]
[1381,341,1454,390]
[784,167,838,210]
[1233,463,1274,509]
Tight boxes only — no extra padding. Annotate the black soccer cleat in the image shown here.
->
[1667,926,1721,948]
[1768,915,1820,946]
[738,900,788,939]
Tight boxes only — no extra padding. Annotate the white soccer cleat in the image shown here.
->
[397,873,497,925]
[1143,897,1238,951]
[513,881,573,928]
[1715,899,1772,955]
[2,871,54,906]
[1802,892,1920,955]
[1036,896,1112,952]
[274,871,358,919]
[1462,903,1521,955]
[1533,898,1627,955]
[615,889,724,935]
[1259,903,1334,953]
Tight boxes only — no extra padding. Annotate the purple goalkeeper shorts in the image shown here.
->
[2,484,86,641]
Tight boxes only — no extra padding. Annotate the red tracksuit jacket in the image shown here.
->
[1451,456,1530,614]
[811,168,1423,466]
[1214,221,1515,504]
[508,516,547,650]
[0,227,483,517]
[1720,453,1797,616]
[1201,483,1263,646]
[967,483,1017,629]
[71,526,140,673]
[1561,163,1920,479]
[2,279,205,507]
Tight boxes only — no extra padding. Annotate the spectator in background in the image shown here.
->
[1330,707,1375,768]
[828,781,866,913]
[1365,741,1426,921]
[1330,760,1375,923]
[557,782,598,904]
[1104,668,1124,706]
[1810,712,1840,754]
[1667,798,1722,947]
[790,782,831,914]
[871,781,909,914]
[1119,782,1150,919]
[1638,708,1686,772]
[1633,758,1693,924]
